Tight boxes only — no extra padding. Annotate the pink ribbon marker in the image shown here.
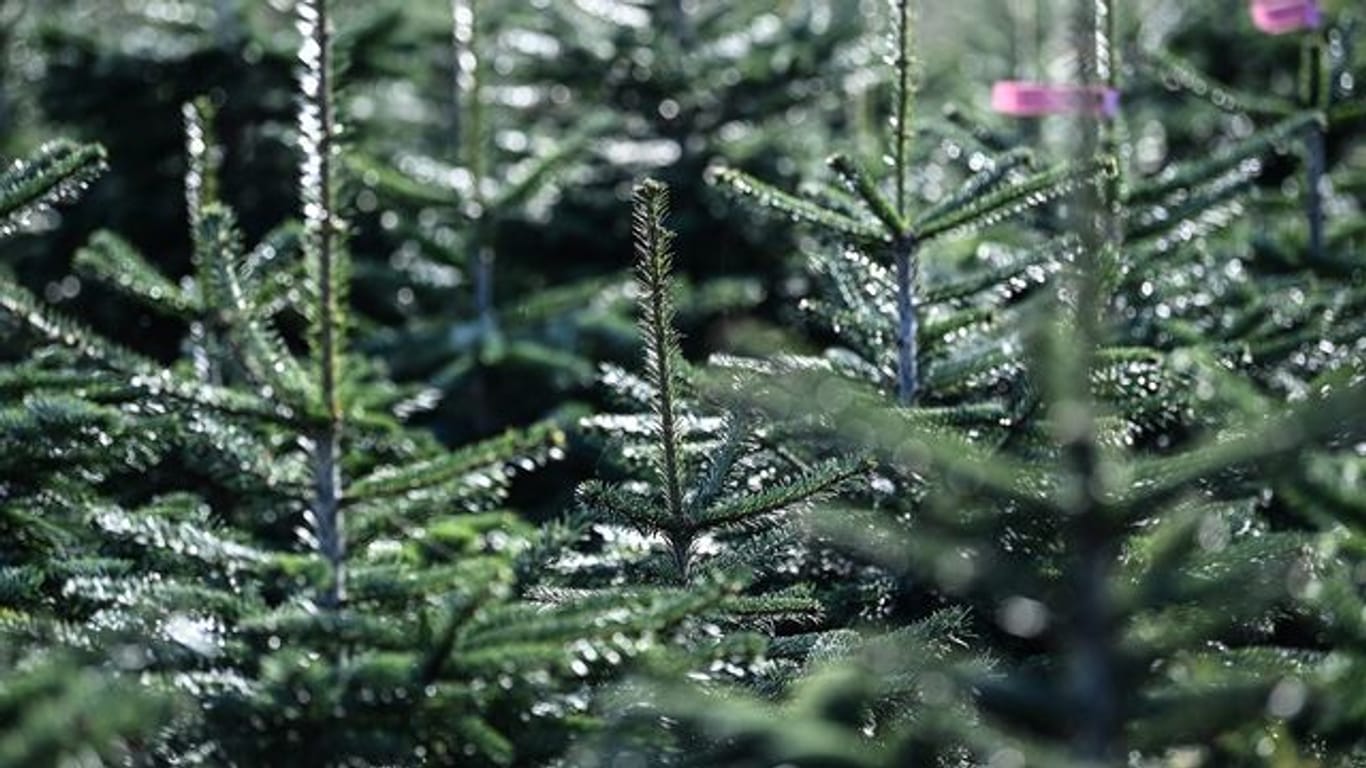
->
[991,81,1121,119]
[1250,0,1321,34]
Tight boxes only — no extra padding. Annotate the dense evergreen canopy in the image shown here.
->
[0,0,1362,766]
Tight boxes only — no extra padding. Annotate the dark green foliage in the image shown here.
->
[1,1,1364,766]
[0,643,173,767]
[0,3,704,764]
[576,2,1366,766]
[0,140,106,234]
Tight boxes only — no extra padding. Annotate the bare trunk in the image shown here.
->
[314,431,344,608]
[474,243,496,335]
[1305,124,1325,264]
[1069,449,1120,763]
[894,238,919,406]
[663,0,691,46]
[213,0,237,46]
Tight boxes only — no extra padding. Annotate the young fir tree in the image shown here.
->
[1123,5,1366,386]
[345,0,632,439]
[715,0,1351,435]
[553,178,862,629]
[946,3,1364,399]
[707,0,1112,408]
[1139,4,1364,265]
[0,2,713,764]
[921,3,1362,395]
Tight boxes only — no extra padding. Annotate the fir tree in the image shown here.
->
[561,179,861,618]
[1139,3,1364,265]
[1121,4,1366,386]
[347,0,625,438]
[708,0,1111,406]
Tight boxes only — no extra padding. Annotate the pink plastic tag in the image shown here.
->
[990,81,1120,119]
[1250,0,1321,34]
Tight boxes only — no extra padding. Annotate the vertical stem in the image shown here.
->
[213,0,238,46]
[314,431,344,608]
[318,8,344,611]
[1033,0,1048,82]
[310,4,340,430]
[184,100,219,236]
[1007,0,1021,77]
[474,240,495,335]
[1021,0,1047,145]
[184,100,224,386]
[894,237,919,406]
[453,0,496,334]
[890,0,913,218]
[189,321,223,386]
[657,0,692,47]
[1069,468,1119,763]
[300,0,345,608]
[451,0,473,162]
[1008,0,1045,79]
[1094,0,1120,169]
[633,181,689,583]
[645,228,684,533]
[1305,124,1325,264]
[1300,38,1326,264]
[889,0,918,405]
[1066,0,1120,762]
[670,538,692,586]
[1094,0,1124,285]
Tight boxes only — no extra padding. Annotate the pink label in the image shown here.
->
[991,81,1121,119]
[1250,0,1321,34]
